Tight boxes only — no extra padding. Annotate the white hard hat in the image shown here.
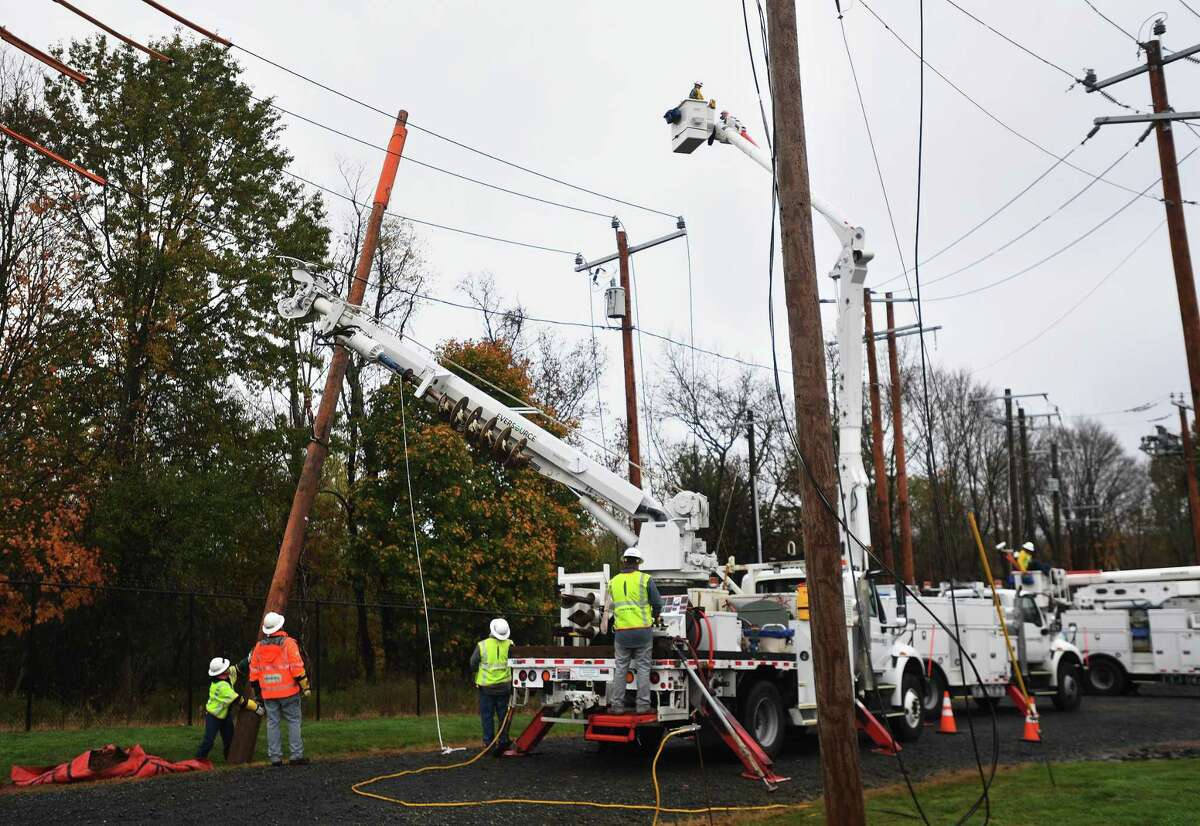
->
[262,611,285,635]
[489,618,511,641]
[1021,541,1035,552]
[622,547,643,561]
[208,656,231,677]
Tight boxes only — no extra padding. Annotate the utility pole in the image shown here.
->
[576,219,687,498]
[615,221,642,491]
[886,293,914,586]
[863,291,895,577]
[1004,389,1021,550]
[765,4,865,820]
[229,111,409,763]
[1050,441,1065,567]
[1174,396,1200,563]
[1086,25,1200,423]
[1018,407,1033,546]
[747,410,764,564]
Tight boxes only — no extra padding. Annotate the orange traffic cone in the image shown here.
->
[1021,711,1041,743]
[937,691,958,734]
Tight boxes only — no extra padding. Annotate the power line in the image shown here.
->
[1081,0,1140,43]
[905,126,1154,292]
[858,0,1165,204]
[971,219,1166,373]
[254,96,614,220]
[926,143,1199,301]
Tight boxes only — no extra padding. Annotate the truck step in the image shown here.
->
[584,712,657,744]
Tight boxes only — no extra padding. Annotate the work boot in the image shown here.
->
[608,705,626,715]
[636,706,652,715]
[271,760,284,768]
[289,758,309,766]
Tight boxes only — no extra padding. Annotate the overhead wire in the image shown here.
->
[970,218,1166,374]
[857,0,1167,204]
[1081,0,1140,43]
[925,143,1199,301]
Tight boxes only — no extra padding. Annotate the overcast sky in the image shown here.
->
[12,1,1200,461]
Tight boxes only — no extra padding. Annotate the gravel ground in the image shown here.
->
[4,688,1198,825]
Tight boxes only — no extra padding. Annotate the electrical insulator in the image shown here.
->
[605,279,625,320]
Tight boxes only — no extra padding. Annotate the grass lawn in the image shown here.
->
[741,757,1199,825]
[2,712,547,782]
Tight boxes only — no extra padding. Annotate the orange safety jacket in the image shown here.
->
[249,632,306,700]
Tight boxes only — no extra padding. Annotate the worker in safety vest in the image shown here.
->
[249,612,310,767]
[1016,541,1035,572]
[603,547,663,715]
[470,617,513,754]
[195,655,262,760]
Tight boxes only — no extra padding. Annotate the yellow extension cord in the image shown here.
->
[350,708,813,824]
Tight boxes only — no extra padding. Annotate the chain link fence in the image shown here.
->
[0,579,557,731]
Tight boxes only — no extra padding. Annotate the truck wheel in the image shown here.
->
[738,680,786,759]
[892,672,924,743]
[1052,658,1083,712]
[921,668,946,721]
[1084,658,1125,696]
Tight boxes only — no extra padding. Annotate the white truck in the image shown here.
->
[277,94,937,784]
[1028,566,1200,694]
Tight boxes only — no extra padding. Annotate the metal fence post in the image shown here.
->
[314,599,322,721]
[187,592,195,726]
[25,581,38,732]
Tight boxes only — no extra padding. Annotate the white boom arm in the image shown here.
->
[667,97,874,571]
[278,269,716,573]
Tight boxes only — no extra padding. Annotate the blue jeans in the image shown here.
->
[264,694,304,761]
[195,712,235,760]
[478,690,511,748]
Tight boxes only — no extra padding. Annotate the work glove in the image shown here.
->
[255,704,265,718]
[299,675,312,698]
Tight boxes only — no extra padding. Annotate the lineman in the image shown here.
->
[1016,541,1035,572]
[471,617,513,754]
[603,547,663,715]
[249,611,310,767]
[195,655,262,761]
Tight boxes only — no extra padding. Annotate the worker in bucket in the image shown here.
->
[249,611,310,767]
[1016,541,1035,572]
[195,655,262,761]
[471,617,513,755]
[603,547,663,715]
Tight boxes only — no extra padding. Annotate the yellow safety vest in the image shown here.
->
[475,637,512,687]
[610,572,653,631]
[1016,550,1032,572]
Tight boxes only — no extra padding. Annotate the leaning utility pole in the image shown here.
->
[1005,389,1021,550]
[747,410,764,564]
[614,221,643,491]
[764,3,865,821]
[1086,25,1200,427]
[886,293,915,585]
[863,292,895,577]
[1018,407,1033,545]
[229,112,409,763]
[1174,397,1200,563]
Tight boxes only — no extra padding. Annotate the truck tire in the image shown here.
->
[1052,658,1083,712]
[1083,658,1125,696]
[738,680,786,759]
[921,667,947,721]
[892,672,924,743]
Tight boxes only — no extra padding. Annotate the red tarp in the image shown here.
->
[11,744,211,786]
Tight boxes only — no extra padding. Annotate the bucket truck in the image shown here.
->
[666,93,1085,720]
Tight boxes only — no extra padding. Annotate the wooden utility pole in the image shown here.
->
[747,410,764,564]
[1051,441,1066,567]
[1145,40,1200,426]
[885,293,914,585]
[1018,407,1033,545]
[764,4,865,822]
[614,221,643,492]
[1176,400,1200,564]
[1004,389,1021,550]
[863,292,895,576]
[229,112,408,763]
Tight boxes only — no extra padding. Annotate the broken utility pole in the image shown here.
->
[863,291,895,577]
[764,2,865,822]
[228,111,409,763]
[615,222,642,492]
[885,293,915,586]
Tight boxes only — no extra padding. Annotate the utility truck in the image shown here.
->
[1022,566,1200,694]
[277,92,939,785]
